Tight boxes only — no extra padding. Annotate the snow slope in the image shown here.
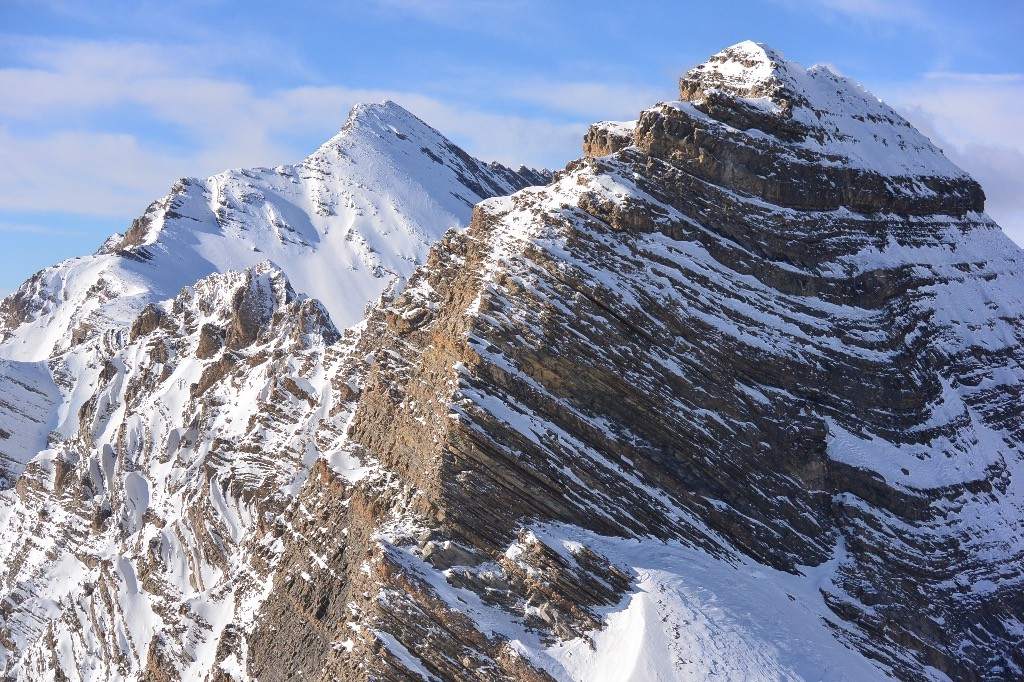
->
[0,359,60,488]
[381,523,891,681]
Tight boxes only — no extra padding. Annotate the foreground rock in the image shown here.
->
[263,41,1021,681]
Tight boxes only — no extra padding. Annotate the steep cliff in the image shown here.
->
[252,42,1023,681]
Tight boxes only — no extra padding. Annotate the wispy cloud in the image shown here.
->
[364,0,541,30]
[923,72,1024,84]
[770,0,934,29]
[369,0,510,13]
[883,72,1024,241]
[812,0,929,24]
[503,80,667,120]
[0,221,88,237]
[888,72,1024,151]
[0,128,187,216]
[0,37,608,217]
[0,38,356,167]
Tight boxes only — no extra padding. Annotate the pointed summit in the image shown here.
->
[680,39,882,120]
[680,40,791,102]
[0,100,547,362]
[338,100,431,139]
[307,99,548,204]
[671,40,974,184]
[310,99,445,163]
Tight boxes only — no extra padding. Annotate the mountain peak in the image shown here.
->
[681,40,790,101]
[310,99,436,160]
[342,99,420,132]
[0,99,547,363]
[674,40,971,182]
[681,40,850,111]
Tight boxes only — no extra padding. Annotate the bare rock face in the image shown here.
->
[660,42,983,216]
[195,323,225,359]
[0,271,54,334]
[582,120,635,158]
[130,303,166,341]
[241,43,1023,681]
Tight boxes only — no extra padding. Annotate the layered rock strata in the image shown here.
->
[269,41,1021,681]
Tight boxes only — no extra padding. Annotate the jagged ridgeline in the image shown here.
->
[1,41,1022,681]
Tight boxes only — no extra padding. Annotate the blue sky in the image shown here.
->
[1,0,1022,295]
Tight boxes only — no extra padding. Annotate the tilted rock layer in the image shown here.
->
[0,104,545,680]
[1,41,1023,681]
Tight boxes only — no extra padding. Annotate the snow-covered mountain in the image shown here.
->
[0,100,546,485]
[292,41,1021,680]
[1,41,1023,682]
[0,100,545,364]
[0,98,546,677]
[0,263,352,679]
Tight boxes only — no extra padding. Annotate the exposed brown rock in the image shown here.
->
[196,323,225,359]
[131,303,166,341]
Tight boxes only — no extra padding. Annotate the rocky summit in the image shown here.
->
[0,41,1022,681]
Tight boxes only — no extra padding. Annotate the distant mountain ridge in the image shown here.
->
[0,100,546,485]
[0,100,546,363]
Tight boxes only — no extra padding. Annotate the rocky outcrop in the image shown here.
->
[582,120,635,158]
[241,42,1024,681]
[654,41,985,216]
[633,101,984,216]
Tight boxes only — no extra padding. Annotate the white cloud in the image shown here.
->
[364,0,540,30]
[503,80,667,120]
[384,95,586,169]
[0,221,89,237]
[0,39,355,168]
[891,73,1024,150]
[0,38,607,218]
[771,0,934,30]
[0,128,187,216]
[882,73,1024,244]
[813,0,928,24]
